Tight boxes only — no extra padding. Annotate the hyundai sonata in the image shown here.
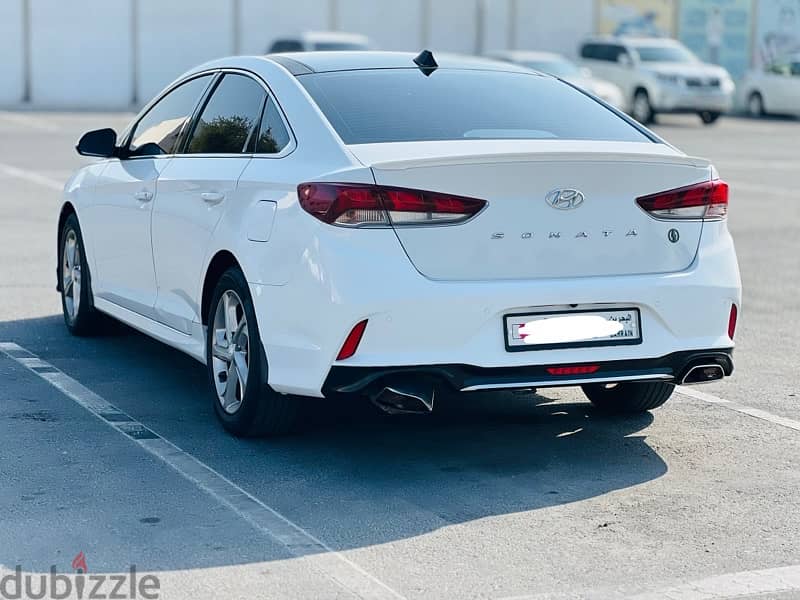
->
[59,51,741,436]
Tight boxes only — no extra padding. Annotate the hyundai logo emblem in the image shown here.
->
[545,189,585,210]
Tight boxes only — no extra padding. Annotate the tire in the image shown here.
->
[205,267,299,436]
[747,92,764,118]
[699,111,721,125]
[581,381,675,414]
[631,90,654,124]
[58,213,103,336]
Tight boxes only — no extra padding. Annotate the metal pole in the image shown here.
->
[21,0,32,103]
[329,0,338,31]
[475,0,485,55]
[508,0,518,50]
[232,0,241,54]
[421,0,431,48]
[131,0,138,106]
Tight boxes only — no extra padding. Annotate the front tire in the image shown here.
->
[581,381,675,414]
[747,92,765,117]
[631,90,655,124]
[58,213,103,336]
[206,267,299,436]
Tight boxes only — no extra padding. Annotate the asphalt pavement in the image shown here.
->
[0,110,799,599]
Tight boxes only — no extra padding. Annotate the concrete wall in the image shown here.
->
[2,0,600,109]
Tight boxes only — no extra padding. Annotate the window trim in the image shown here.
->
[172,68,296,160]
[120,67,296,161]
[120,72,217,160]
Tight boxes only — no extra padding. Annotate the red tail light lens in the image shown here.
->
[336,319,368,361]
[728,303,738,340]
[546,365,600,376]
[297,183,486,227]
[636,179,728,220]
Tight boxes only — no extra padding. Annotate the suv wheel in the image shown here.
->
[747,92,764,117]
[631,90,654,124]
[581,381,675,413]
[699,111,721,125]
[206,267,300,436]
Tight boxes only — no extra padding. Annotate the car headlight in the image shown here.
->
[655,73,682,85]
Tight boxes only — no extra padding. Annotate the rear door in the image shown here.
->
[89,75,213,317]
[151,72,268,333]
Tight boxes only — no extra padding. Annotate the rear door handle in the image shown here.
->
[201,192,225,205]
[134,190,153,202]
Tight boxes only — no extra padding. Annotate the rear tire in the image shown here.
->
[699,111,721,125]
[58,213,103,336]
[581,381,675,414]
[206,267,299,437]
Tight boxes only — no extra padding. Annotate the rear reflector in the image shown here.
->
[728,304,738,340]
[297,183,486,227]
[636,179,728,220]
[336,319,368,361]
[546,365,600,376]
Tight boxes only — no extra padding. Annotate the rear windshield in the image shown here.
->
[300,69,651,144]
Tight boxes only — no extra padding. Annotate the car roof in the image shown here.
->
[582,35,681,47]
[263,51,537,76]
[487,50,567,63]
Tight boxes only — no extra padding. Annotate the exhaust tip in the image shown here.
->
[369,378,436,414]
[681,364,724,385]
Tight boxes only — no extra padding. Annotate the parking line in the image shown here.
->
[676,385,800,433]
[0,342,406,600]
[0,162,64,191]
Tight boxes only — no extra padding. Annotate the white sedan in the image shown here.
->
[59,51,741,436]
[741,57,800,118]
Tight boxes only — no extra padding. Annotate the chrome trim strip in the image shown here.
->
[680,364,724,385]
[460,373,673,392]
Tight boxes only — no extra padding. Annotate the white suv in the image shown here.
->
[580,37,735,125]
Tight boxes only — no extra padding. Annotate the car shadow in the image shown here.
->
[0,315,668,573]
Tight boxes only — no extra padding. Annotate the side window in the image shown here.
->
[610,45,629,63]
[580,44,598,60]
[270,39,304,53]
[790,62,800,76]
[255,97,291,154]
[128,75,212,157]
[185,74,267,154]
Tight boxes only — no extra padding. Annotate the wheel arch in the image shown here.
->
[201,250,244,325]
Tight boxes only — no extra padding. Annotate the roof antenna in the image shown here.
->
[413,49,438,76]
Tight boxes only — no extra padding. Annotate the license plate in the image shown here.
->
[504,308,642,351]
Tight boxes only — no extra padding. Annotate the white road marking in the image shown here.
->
[0,342,406,600]
[0,111,61,132]
[0,162,64,191]
[676,385,800,433]
[499,564,800,599]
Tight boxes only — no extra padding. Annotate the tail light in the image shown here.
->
[728,303,738,340]
[636,179,728,220]
[297,183,487,227]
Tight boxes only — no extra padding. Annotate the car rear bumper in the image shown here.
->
[251,223,740,398]
[322,348,734,395]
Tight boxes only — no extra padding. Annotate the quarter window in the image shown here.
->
[255,97,291,154]
[185,74,267,154]
[128,75,213,157]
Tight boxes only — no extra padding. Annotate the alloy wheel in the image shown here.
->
[62,230,81,321]
[211,290,250,415]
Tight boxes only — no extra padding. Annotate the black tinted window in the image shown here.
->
[186,74,266,154]
[300,69,650,144]
[580,43,601,59]
[129,75,212,156]
[255,98,291,154]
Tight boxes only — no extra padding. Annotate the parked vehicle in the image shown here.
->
[268,31,370,53]
[740,56,800,118]
[486,50,625,109]
[60,51,740,436]
[579,36,735,125]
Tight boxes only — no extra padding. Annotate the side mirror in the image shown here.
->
[617,53,633,68]
[76,128,117,158]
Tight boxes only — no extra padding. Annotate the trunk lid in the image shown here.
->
[349,140,711,281]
